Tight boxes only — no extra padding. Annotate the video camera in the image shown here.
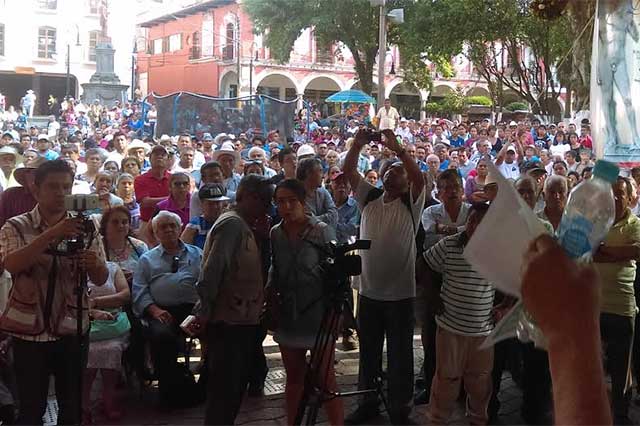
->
[363,129,382,142]
[319,239,371,284]
[55,195,99,256]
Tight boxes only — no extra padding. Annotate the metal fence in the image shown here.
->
[143,92,298,138]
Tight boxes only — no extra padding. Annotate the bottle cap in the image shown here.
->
[592,160,620,184]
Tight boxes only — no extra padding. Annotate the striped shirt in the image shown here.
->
[423,233,495,336]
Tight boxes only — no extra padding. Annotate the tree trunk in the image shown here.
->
[564,82,573,118]
[351,48,376,96]
[566,0,595,111]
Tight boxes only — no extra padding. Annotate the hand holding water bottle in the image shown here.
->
[521,234,601,342]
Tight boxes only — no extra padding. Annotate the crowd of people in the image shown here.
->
[0,95,631,426]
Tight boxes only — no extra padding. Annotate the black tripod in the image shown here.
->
[70,214,95,425]
[293,280,389,426]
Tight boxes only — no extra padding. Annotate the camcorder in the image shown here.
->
[363,129,382,142]
[55,195,99,256]
[319,240,371,288]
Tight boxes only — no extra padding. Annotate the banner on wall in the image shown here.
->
[591,0,640,165]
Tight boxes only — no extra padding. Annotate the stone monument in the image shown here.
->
[81,0,129,106]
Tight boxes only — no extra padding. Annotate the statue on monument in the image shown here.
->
[82,0,128,105]
[597,0,640,148]
[99,0,111,44]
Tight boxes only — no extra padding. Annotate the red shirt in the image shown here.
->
[0,186,37,228]
[580,135,593,149]
[134,169,171,221]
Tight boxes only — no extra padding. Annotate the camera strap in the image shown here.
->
[42,255,59,333]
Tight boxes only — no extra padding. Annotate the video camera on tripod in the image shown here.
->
[54,194,100,255]
[295,238,386,426]
[318,239,371,283]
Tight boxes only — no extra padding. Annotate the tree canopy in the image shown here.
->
[243,0,418,96]
[398,0,595,117]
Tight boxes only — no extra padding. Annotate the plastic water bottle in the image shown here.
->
[556,159,618,260]
[517,160,619,348]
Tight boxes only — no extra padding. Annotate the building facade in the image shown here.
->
[136,0,494,119]
[0,0,138,115]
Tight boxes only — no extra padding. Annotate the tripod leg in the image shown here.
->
[294,303,343,426]
[305,400,321,426]
[294,312,334,426]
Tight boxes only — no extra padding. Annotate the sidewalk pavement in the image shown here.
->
[44,333,640,425]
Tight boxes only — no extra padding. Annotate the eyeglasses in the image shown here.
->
[171,256,180,273]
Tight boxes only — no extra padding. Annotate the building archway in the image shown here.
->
[219,70,238,98]
[388,82,422,119]
[430,84,455,101]
[466,86,491,98]
[255,72,298,101]
[303,76,342,117]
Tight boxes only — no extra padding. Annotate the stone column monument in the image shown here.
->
[81,0,129,106]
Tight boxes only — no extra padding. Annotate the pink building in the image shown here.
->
[136,0,492,119]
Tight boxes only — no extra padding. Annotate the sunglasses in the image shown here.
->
[171,256,180,273]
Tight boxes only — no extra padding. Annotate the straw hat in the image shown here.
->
[212,142,240,163]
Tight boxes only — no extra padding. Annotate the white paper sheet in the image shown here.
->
[463,162,548,297]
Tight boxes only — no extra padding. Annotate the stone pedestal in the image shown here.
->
[81,42,128,107]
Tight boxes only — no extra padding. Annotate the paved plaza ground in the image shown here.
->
[43,333,640,425]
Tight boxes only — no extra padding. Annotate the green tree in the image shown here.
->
[243,0,421,96]
[399,0,590,118]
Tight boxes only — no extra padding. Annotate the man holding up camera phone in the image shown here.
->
[0,160,108,425]
[344,129,425,425]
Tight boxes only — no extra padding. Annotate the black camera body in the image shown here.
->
[320,240,371,284]
[364,129,382,142]
[57,214,96,256]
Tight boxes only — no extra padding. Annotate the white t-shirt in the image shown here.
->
[106,151,125,165]
[354,180,426,301]
[549,143,570,158]
[47,121,60,137]
[497,161,520,180]
[193,151,206,170]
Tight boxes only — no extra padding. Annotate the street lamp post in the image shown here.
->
[370,1,403,107]
[65,43,71,99]
[236,13,241,97]
[131,43,136,102]
[377,1,386,108]
[249,42,258,96]
[65,26,81,100]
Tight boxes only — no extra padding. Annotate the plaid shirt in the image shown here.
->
[0,206,104,342]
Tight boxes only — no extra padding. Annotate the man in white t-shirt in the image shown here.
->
[343,128,425,425]
[106,131,128,165]
[495,143,521,180]
[395,118,414,143]
[376,99,400,131]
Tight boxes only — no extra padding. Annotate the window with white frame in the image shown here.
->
[37,26,56,59]
[88,30,99,61]
[153,39,162,54]
[37,0,57,9]
[88,0,99,14]
[169,34,182,52]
